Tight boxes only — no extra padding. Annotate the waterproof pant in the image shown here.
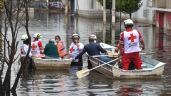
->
[121,52,142,70]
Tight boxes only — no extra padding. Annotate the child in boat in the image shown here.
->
[55,35,67,58]
[118,19,145,70]
[69,34,84,66]
[44,39,59,59]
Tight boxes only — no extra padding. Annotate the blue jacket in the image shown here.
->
[75,42,106,59]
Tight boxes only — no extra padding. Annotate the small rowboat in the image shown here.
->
[88,43,166,79]
[33,58,72,70]
[89,54,165,79]
[112,55,165,78]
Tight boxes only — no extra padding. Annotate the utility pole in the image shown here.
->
[112,0,115,24]
[61,0,69,14]
[103,0,106,43]
[111,0,116,46]
[103,0,106,25]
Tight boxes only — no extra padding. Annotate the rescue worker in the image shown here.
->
[44,39,59,59]
[118,19,145,70]
[69,34,84,66]
[20,34,35,70]
[74,34,111,69]
[20,34,32,57]
[55,35,67,58]
[31,33,43,57]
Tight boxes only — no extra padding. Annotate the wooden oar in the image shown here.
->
[76,57,120,79]
[140,52,155,55]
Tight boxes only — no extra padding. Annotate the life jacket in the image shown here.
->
[124,29,141,53]
[31,41,40,56]
[56,41,67,58]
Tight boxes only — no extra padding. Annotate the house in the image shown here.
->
[151,0,171,30]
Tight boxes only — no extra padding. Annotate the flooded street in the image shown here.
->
[13,12,171,96]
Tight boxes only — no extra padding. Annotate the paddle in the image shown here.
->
[140,51,155,55]
[76,57,120,79]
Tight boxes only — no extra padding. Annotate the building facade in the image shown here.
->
[152,0,171,30]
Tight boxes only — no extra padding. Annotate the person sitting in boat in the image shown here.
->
[20,34,35,70]
[74,34,112,69]
[44,39,59,59]
[31,33,44,57]
[55,35,67,58]
[69,34,84,66]
[118,19,145,70]
[20,34,32,57]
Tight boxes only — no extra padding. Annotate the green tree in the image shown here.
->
[97,0,142,18]
[117,0,142,18]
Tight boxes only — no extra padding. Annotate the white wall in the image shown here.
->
[132,0,153,23]
[77,0,102,10]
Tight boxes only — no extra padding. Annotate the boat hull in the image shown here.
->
[112,55,165,79]
[33,58,72,70]
[89,55,165,79]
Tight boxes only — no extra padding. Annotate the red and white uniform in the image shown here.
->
[69,42,84,62]
[20,44,32,57]
[119,29,143,70]
[31,40,41,57]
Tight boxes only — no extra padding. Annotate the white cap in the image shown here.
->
[21,34,28,41]
[124,19,134,25]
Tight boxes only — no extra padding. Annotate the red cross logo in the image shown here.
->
[31,44,37,50]
[128,33,136,42]
[69,47,75,53]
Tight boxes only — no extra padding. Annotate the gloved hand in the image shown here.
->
[141,45,145,50]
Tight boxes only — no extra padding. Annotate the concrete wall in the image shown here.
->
[132,0,153,24]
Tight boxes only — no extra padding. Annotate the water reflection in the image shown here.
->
[116,83,142,96]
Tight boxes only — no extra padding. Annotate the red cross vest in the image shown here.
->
[31,41,40,56]
[124,29,141,53]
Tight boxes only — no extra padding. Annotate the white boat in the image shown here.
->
[112,55,166,78]
[88,43,166,79]
[33,58,72,70]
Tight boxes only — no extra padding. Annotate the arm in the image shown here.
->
[38,41,44,53]
[118,32,124,55]
[75,47,86,60]
[98,44,107,54]
[138,31,145,50]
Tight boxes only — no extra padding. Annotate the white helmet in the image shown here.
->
[33,33,42,38]
[89,34,97,40]
[21,34,28,41]
[124,19,134,25]
[72,33,80,39]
